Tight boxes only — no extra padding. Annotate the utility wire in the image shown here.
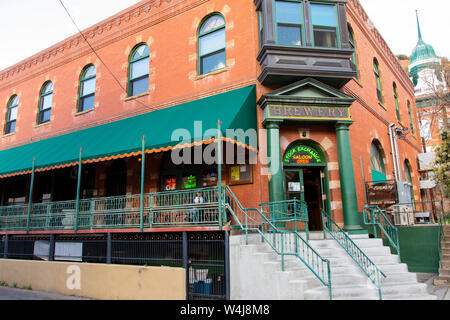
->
[57,0,154,111]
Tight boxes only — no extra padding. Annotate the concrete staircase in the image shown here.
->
[436,225,450,285]
[230,232,437,300]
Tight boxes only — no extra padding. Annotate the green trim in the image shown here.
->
[37,81,53,125]
[127,43,150,97]
[4,95,18,135]
[78,64,96,112]
[309,1,341,49]
[197,13,226,75]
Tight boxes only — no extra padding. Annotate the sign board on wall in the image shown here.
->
[365,181,398,206]
[266,105,351,121]
[284,145,323,165]
[55,242,83,262]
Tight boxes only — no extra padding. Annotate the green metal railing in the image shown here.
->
[0,187,222,232]
[225,186,332,299]
[362,205,400,257]
[259,199,309,239]
[322,209,386,300]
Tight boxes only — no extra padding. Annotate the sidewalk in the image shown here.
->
[417,273,450,300]
[0,286,91,300]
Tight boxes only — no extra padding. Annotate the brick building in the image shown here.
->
[0,0,433,300]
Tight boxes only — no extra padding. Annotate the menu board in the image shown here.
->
[229,164,252,185]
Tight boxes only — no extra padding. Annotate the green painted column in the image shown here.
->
[336,122,365,234]
[266,121,284,203]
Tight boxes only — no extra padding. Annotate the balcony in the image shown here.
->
[0,187,226,234]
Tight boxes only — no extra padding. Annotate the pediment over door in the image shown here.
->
[259,78,355,124]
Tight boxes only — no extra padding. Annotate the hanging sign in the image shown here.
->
[284,145,322,165]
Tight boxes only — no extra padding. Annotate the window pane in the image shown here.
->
[313,27,337,47]
[199,29,226,56]
[132,45,149,60]
[9,106,18,121]
[82,78,96,96]
[131,58,149,80]
[43,82,53,94]
[131,77,149,96]
[370,144,384,173]
[276,1,302,24]
[6,121,15,134]
[42,94,53,110]
[83,66,96,79]
[10,96,19,107]
[201,50,226,74]
[80,95,95,112]
[311,4,336,27]
[277,25,302,46]
[200,15,225,34]
[40,109,51,123]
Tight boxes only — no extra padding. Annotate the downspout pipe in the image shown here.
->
[388,124,399,181]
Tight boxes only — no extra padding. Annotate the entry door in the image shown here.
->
[284,170,304,202]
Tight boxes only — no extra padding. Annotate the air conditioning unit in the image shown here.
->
[390,205,415,226]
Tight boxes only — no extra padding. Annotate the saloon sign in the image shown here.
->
[284,145,322,165]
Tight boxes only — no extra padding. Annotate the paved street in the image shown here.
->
[0,286,91,300]
[418,273,450,300]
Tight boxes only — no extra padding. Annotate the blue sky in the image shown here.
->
[0,0,449,71]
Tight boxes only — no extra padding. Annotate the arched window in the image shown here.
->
[198,14,226,75]
[407,100,415,135]
[5,95,18,134]
[128,43,149,97]
[370,142,386,182]
[78,65,96,112]
[348,25,359,80]
[393,82,401,121]
[373,58,384,104]
[38,82,53,124]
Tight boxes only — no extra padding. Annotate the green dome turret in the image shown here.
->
[408,10,440,86]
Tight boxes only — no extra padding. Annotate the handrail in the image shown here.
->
[362,205,400,258]
[259,199,309,239]
[224,186,332,299]
[321,209,386,300]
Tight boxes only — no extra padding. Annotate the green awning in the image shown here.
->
[0,85,256,178]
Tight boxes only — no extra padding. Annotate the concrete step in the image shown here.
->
[306,284,379,300]
[381,282,428,296]
[378,263,409,274]
[381,272,418,284]
[383,294,438,300]
[351,238,384,248]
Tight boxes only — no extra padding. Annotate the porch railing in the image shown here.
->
[322,209,386,300]
[362,205,400,257]
[259,199,309,239]
[0,187,222,232]
[224,186,332,299]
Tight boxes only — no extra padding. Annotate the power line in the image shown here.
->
[57,0,154,111]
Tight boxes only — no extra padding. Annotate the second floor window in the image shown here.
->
[5,95,18,134]
[408,101,415,135]
[348,25,359,79]
[128,43,150,97]
[275,0,303,46]
[393,83,401,122]
[311,3,338,48]
[374,59,384,104]
[38,82,53,124]
[79,65,96,112]
[198,14,226,75]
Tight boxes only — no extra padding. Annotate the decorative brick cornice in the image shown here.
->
[346,0,415,96]
[0,0,174,83]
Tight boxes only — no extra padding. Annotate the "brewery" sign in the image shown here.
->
[267,105,351,121]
